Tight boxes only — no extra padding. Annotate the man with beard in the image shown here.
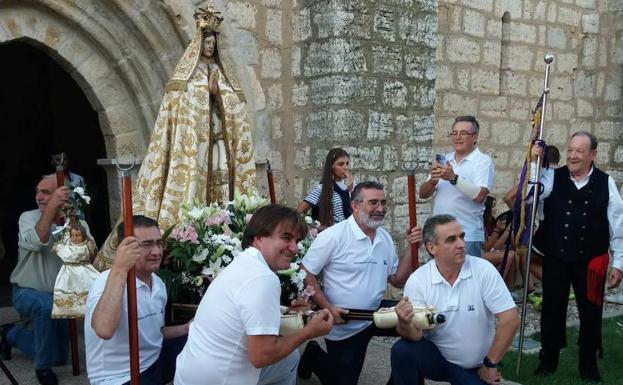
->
[302,181,422,385]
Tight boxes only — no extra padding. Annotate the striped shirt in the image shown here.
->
[304,180,350,223]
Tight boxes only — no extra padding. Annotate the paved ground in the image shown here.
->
[1,307,522,385]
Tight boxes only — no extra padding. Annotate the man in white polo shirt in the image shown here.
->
[419,115,495,258]
[391,214,519,385]
[174,205,334,385]
[302,181,421,385]
[85,216,190,385]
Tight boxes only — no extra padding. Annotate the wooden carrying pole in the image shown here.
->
[53,155,80,376]
[407,171,419,270]
[267,160,277,204]
[117,160,140,385]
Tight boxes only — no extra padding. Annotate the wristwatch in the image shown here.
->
[483,356,497,368]
[450,174,459,185]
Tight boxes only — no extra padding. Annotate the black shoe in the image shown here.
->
[36,369,58,385]
[580,350,603,383]
[534,348,559,376]
[0,323,14,360]
[298,340,319,379]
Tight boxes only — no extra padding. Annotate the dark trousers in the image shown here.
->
[391,338,486,385]
[541,256,603,355]
[121,335,187,385]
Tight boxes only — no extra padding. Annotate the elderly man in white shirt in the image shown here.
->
[529,131,623,382]
[391,214,519,385]
[420,115,495,258]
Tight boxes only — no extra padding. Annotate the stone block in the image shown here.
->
[552,76,573,101]
[463,8,486,38]
[405,49,436,80]
[342,146,382,170]
[291,46,301,77]
[604,71,622,101]
[558,6,582,25]
[491,121,522,145]
[435,64,454,90]
[401,143,433,171]
[225,2,256,29]
[265,9,282,45]
[500,71,527,96]
[227,30,259,65]
[479,96,508,118]
[384,81,409,108]
[310,75,377,105]
[615,146,623,163]
[412,82,435,108]
[383,145,399,171]
[292,82,308,107]
[524,0,547,20]
[292,8,311,42]
[576,0,597,8]
[547,2,557,23]
[396,113,434,142]
[312,0,371,39]
[303,39,367,76]
[552,101,575,121]
[293,116,303,143]
[595,121,623,140]
[372,45,403,76]
[576,98,594,117]
[461,0,494,12]
[368,111,394,140]
[494,0,523,18]
[508,45,534,71]
[446,36,481,64]
[556,52,578,73]
[596,142,611,165]
[399,12,437,48]
[581,35,599,69]
[471,68,499,93]
[510,22,537,44]
[305,109,365,140]
[581,13,599,34]
[456,68,470,91]
[482,40,501,66]
[486,18,502,39]
[509,98,531,120]
[546,26,567,49]
[271,116,282,140]
[374,4,397,42]
[260,48,281,79]
[573,71,595,98]
[267,84,282,111]
[611,34,623,64]
[442,93,478,114]
[294,147,311,169]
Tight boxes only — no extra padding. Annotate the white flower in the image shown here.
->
[82,195,91,204]
[73,187,85,196]
[305,216,313,225]
[192,248,210,263]
[192,276,204,287]
[202,259,224,278]
[187,206,205,220]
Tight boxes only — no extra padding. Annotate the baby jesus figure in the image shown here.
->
[51,222,100,318]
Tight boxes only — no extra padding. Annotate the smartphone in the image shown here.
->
[435,154,447,166]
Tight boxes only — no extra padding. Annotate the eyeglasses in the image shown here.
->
[138,240,164,250]
[355,199,388,208]
[448,131,475,138]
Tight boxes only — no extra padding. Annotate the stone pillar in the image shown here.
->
[290,0,438,238]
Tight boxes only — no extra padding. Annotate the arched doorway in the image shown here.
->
[0,40,111,305]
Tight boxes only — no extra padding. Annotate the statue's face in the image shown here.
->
[70,229,83,244]
[202,35,216,59]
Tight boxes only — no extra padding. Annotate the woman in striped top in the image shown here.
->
[297,148,354,228]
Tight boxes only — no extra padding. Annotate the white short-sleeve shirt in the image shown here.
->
[302,215,398,340]
[432,148,495,242]
[404,256,515,369]
[174,247,281,385]
[85,271,167,385]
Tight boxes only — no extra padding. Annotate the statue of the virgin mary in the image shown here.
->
[94,6,256,270]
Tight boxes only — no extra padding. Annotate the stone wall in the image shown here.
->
[435,0,623,203]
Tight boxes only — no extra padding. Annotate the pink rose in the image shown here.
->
[171,225,199,244]
[206,211,229,226]
[301,285,316,301]
[309,228,319,237]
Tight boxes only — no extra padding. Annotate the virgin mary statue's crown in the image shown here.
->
[194,6,223,31]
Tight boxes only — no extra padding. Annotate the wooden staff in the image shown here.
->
[116,157,140,385]
[52,153,81,376]
[267,160,277,204]
[407,171,419,270]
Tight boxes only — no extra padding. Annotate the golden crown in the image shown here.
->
[194,6,224,31]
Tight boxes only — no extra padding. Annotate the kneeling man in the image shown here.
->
[85,216,189,385]
[174,205,333,385]
[391,214,519,385]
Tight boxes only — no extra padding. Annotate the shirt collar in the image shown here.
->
[348,215,369,241]
[431,255,473,285]
[449,147,481,165]
[569,166,594,185]
[247,246,272,271]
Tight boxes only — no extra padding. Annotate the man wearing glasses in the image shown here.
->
[85,215,190,385]
[419,115,495,258]
[302,181,422,385]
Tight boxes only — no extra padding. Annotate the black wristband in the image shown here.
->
[483,356,497,368]
[450,174,459,185]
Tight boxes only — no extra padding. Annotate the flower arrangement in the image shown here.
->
[159,192,320,306]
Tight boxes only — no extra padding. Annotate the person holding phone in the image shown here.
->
[419,116,495,258]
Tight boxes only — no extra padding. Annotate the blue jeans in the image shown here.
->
[465,241,483,258]
[121,335,188,385]
[391,338,486,385]
[7,286,68,369]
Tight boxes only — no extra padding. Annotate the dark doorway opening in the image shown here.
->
[0,40,111,306]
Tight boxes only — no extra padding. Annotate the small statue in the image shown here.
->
[51,222,99,318]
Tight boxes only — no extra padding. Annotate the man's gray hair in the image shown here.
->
[423,214,457,246]
[351,181,384,202]
[571,130,598,150]
[452,115,480,134]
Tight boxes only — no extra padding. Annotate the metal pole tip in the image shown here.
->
[544,54,554,64]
